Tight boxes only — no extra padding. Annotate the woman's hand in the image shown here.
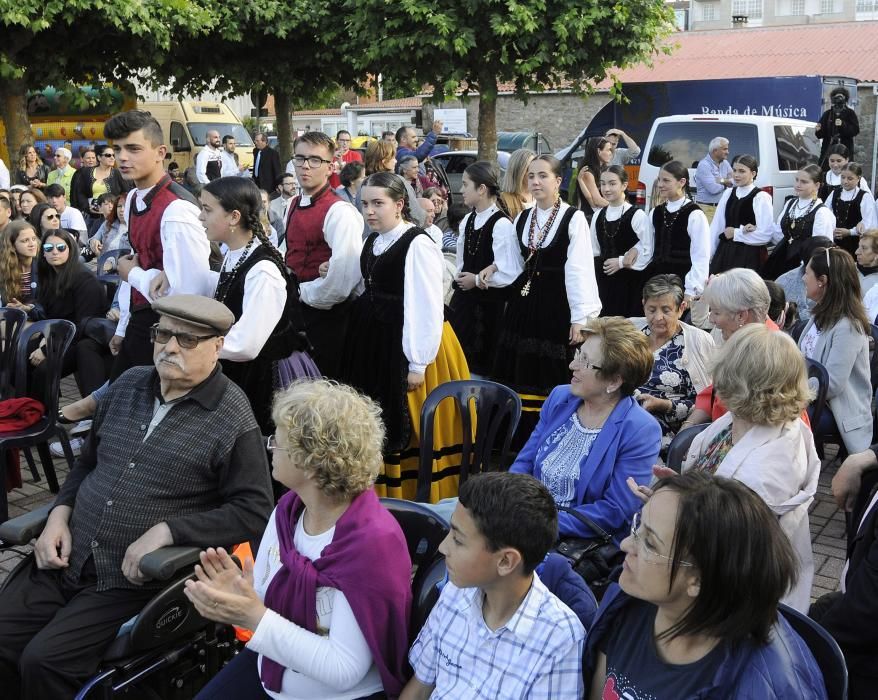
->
[318,261,330,278]
[742,224,757,233]
[407,372,426,392]
[603,258,622,276]
[149,271,170,299]
[106,308,121,322]
[622,248,638,268]
[29,346,46,366]
[7,298,32,313]
[183,548,266,631]
[626,464,679,503]
[636,394,672,414]
[455,272,477,290]
[90,238,103,255]
[834,227,850,240]
[723,227,736,240]
[569,323,585,345]
[477,264,496,287]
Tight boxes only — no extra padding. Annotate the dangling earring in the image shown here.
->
[605,387,613,394]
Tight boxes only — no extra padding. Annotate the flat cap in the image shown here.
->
[151,294,235,334]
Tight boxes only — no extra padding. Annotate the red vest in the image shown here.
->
[127,176,190,308]
[284,185,340,282]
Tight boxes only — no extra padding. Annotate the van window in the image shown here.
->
[187,123,254,147]
[169,122,190,151]
[774,125,820,171]
[646,122,759,169]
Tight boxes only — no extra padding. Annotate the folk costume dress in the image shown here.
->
[448,205,523,376]
[819,170,871,203]
[492,199,601,439]
[590,203,652,317]
[339,221,470,503]
[708,184,774,275]
[211,239,318,434]
[825,186,878,258]
[762,198,836,280]
[644,198,711,301]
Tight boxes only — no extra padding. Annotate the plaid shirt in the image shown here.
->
[410,573,585,699]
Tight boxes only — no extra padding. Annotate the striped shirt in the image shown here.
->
[410,573,585,698]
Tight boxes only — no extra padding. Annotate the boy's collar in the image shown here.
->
[458,572,540,641]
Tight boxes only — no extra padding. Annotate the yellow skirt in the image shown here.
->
[376,322,471,503]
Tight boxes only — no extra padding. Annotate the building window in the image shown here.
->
[856,0,876,11]
[701,2,718,21]
[790,0,805,14]
[732,0,763,18]
[821,0,837,12]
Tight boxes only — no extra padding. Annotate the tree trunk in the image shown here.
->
[476,73,499,163]
[0,77,31,167]
[274,89,293,164]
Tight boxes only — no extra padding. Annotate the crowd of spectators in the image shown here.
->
[0,110,878,700]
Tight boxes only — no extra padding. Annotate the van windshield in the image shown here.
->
[647,122,759,169]
[187,123,254,147]
[774,125,820,171]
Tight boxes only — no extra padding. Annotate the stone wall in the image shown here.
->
[854,85,876,188]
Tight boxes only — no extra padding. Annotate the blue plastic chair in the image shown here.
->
[778,604,848,700]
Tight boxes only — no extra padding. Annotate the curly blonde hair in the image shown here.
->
[271,379,385,500]
[712,324,811,425]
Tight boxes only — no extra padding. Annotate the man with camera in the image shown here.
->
[816,86,860,166]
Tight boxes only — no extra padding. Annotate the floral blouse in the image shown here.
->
[691,425,733,475]
[537,411,601,508]
[637,328,696,446]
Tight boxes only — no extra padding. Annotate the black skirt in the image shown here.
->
[595,258,646,318]
[710,238,764,275]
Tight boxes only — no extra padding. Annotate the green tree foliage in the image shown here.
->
[343,0,676,160]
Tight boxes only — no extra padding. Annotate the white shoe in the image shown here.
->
[70,420,93,436]
[50,437,83,457]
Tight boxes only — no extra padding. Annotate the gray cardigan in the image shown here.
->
[799,315,872,453]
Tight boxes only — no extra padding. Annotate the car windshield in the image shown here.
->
[187,123,254,147]
[647,122,759,169]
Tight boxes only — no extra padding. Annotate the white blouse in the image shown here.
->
[357,221,444,374]
[589,203,652,271]
[646,197,711,298]
[769,198,837,245]
[454,204,524,287]
[824,188,878,235]
[708,184,775,254]
[513,201,602,324]
[208,241,287,362]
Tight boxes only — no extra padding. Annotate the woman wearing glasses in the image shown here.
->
[29,228,108,399]
[679,323,819,611]
[70,144,130,229]
[509,317,661,541]
[587,471,827,700]
[798,246,873,454]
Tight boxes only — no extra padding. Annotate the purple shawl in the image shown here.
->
[260,489,412,696]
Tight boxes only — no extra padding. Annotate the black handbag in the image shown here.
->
[552,506,624,600]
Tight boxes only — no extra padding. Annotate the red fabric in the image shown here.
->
[0,397,46,492]
[127,176,178,308]
[283,186,340,281]
[329,149,363,189]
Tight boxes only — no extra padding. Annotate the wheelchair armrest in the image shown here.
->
[140,546,203,582]
[0,504,53,545]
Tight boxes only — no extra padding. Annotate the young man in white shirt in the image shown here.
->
[195,129,224,184]
[45,183,88,243]
[110,110,212,379]
[403,473,586,699]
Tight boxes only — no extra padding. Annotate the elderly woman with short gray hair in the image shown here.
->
[631,274,715,452]
[682,267,778,427]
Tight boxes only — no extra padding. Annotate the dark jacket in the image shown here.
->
[252,146,282,191]
[70,166,130,213]
[813,455,878,686]
[583,585,828,699]
[535,553,598,630]
[37,264,108,339]
[14,163,50,187]
[817,106,859,163]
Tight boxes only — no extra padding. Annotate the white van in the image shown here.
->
[638,115,821,218]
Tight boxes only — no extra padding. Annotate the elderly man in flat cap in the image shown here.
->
[0,295,274,699]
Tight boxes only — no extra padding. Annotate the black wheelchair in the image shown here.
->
[0,498,449,699]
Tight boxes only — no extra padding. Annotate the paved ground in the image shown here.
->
[0,378,849,603]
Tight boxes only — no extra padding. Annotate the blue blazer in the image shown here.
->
[509,386,661,542]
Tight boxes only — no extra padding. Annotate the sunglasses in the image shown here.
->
[101,153,115,158]
[44,213,60,220]
[43,243,68,253]
[150,324,219,349]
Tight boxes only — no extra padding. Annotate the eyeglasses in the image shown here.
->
[630,511,693,567]
[150,324,219,349]
[43,213,60,220]
[101,153,115,158]
[292,155,333,168]
[42,242,67,252]
[265,434,292,454]
[571,347,602,371]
